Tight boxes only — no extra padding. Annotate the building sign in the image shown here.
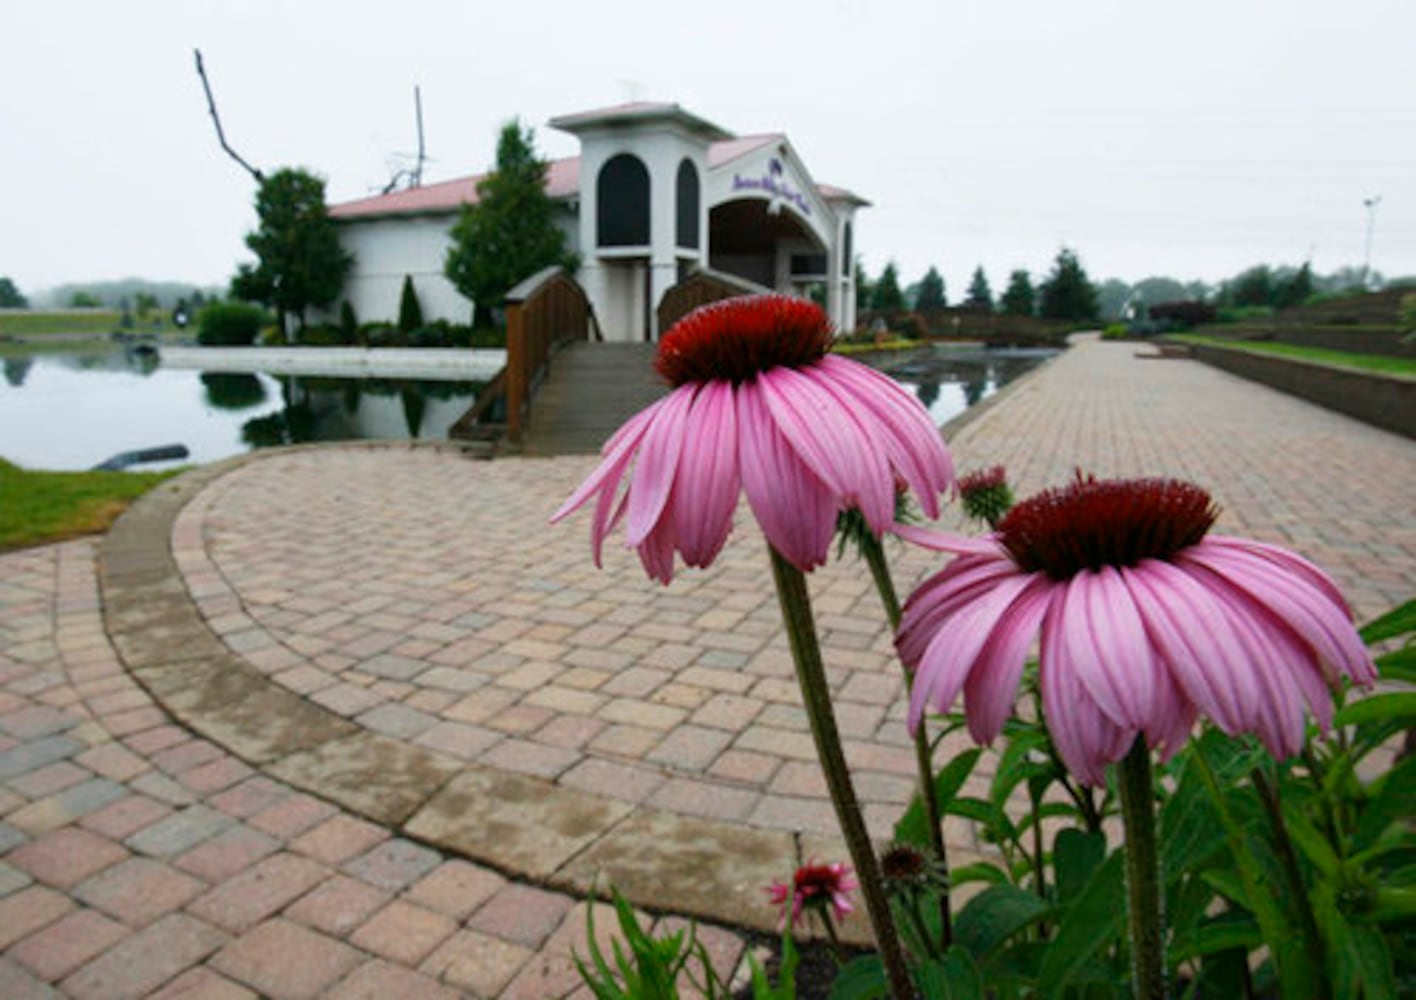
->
[731,158,811,216]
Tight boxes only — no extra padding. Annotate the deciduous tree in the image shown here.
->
[235,167,353,337]
[0,277,26,308]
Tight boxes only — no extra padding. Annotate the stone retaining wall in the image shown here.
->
[1189,343,1414,440]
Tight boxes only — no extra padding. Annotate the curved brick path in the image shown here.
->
[2,337,1413,996]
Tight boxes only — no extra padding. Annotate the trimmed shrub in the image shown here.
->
[339,301,359,343]
[890,312,928,341]
[362,322,400,348]
[198,302,266,346]
[397,276,423,333]
[1148,300,1217,327]
[296,323,351,347]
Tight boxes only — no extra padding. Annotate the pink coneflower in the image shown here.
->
[768,861,858,930]
[551,294,953,583]
[896,474,1376,785]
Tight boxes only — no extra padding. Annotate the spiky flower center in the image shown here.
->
[998,473,1217,580]
[655,294,833,387]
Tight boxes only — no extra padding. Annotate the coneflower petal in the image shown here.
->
[1040,597,1132,786]
[1179,543,1373,684]
[671,380,740,568]
[962,576,1051,744]
[907,571,1036,733]
[815,356,952,518]
[1059,572,1149,728]
[549,397,659,526]
[891,523,1002,558]
[896,553,1021,668]
[737,380,837,571]
[1122,560,1256,736]
[758,366,895,534]
[625,385,696,547]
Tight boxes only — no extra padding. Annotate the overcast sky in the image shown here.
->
[3,0,1413,301]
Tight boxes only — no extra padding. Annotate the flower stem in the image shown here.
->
[859,531,952,950]
[768,547,914,999]
[1251,764,1331,999]
[1117,735,1168,1000]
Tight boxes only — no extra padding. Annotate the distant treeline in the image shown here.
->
[28,279,224,310]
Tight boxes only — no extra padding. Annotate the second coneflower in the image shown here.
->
[896,472,1376,784]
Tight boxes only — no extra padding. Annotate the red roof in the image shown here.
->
[330,157,580,220]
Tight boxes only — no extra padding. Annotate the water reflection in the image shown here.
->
[236,375,484,451]
[888,348,1054,427]
[1,345,1052,472]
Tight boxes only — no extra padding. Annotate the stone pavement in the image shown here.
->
[2,337,1413,996]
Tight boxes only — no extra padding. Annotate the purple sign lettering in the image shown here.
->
[731,161,812,216]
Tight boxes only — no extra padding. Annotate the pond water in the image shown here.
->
[0,345,1053,471]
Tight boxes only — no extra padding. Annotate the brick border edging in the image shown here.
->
[1185,342,1415,440]
[96,441,860,941]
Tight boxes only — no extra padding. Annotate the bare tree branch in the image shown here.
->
[194,48,264,184]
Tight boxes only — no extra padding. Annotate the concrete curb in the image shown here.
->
[97,442,866,941]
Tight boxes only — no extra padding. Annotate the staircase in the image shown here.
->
[521,342,667,456]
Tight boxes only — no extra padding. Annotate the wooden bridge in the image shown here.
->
[454,268,759,456]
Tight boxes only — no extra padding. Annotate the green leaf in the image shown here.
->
[1053,828,1107,904]
[1170,913,1263,963]
[1354,754,1416,852]
[894,748,982,847]
[1037,849,1126,996]
[828,955,886,1000]
[1281,800,1342,877]
[949,861,1009,887]
[1358,599,1416,644]
[1335,692,1416,727]
[1375,645,1416,685]
[914,947,984,1000]
[953,883,1054,961]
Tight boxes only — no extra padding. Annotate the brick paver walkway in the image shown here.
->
[2,337,1412,996]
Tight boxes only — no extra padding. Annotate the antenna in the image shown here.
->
[379,85,431,194]
[412,85,426,188]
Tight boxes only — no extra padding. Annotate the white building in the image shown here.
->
[328,102,868,340]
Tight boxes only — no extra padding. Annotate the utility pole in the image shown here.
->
[1361,196,1381,289]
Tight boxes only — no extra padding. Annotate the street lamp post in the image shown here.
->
[1361,196,1382,290]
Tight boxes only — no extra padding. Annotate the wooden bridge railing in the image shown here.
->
[656,268,771,334]
[503,267,601,446]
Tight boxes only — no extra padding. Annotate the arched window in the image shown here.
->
[843,221,853,275]
[597,154,650,247]
[676,159,700,250]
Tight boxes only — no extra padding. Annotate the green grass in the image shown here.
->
[0,459,183,552]
[1173,335,1416,377]
[832,339,927,354]
[0,310,122,337]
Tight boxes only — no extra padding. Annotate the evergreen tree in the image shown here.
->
[965,266,993,311]
[853,257,872,314]
[236,167,353,337]
[0,276,27,308]
[915,266,947,311]
[1038,248,1099,321]
[1273,262,1314,310]
[1227,265,1274,308]
[1000,270,1035,316]
[397,275,424,333]
[871,261,905,312]
[445,120,576,328]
